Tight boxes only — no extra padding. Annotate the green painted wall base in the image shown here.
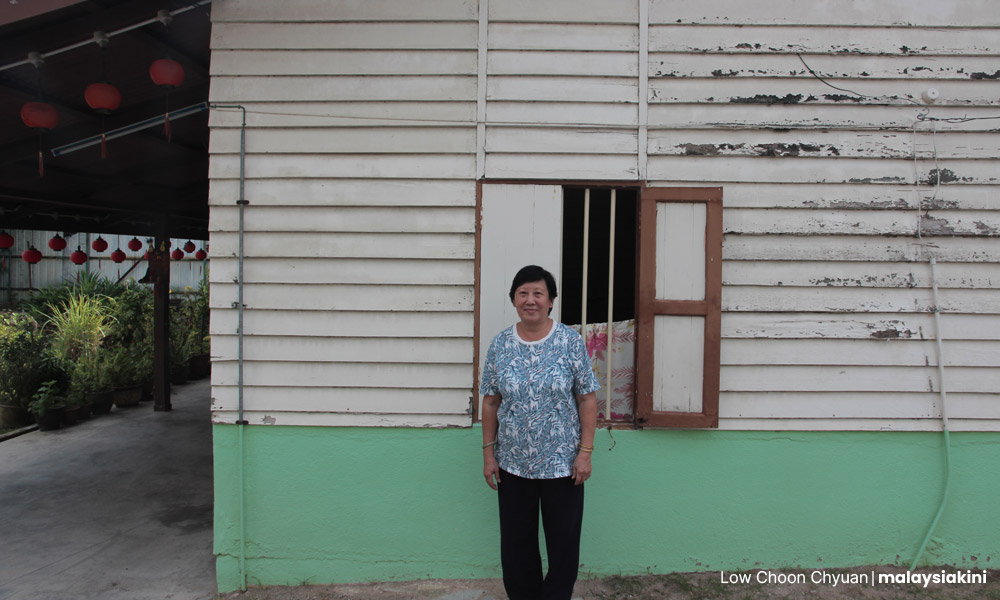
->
[213,426,1000,593]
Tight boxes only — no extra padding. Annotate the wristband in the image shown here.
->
[483,440,497,449]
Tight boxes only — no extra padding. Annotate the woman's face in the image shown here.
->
[512,280,553,326]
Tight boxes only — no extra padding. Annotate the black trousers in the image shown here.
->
[496,469,584,600]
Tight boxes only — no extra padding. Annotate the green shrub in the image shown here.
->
[19,271,119,323]
[0,313,64,409]
[46,294,114,363]
[28,379,65,417]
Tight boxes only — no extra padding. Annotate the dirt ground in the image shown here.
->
[218,566,1000,600]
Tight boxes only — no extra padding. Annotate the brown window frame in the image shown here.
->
[473,181,722,428]
[634,186,723,428]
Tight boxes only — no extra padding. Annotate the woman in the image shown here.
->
[480,265,600,600]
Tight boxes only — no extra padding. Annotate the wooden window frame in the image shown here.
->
[635,186,723,428]
[473,181,722,428]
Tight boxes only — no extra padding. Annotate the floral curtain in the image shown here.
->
[570,319,635,420]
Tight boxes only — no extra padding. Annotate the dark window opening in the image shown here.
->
[560,188,638,326]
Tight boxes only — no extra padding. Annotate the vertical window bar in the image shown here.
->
[581,189,590,336]
[606,190,616,420]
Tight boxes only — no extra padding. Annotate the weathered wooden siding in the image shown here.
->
[641,0,999,431]
[484,0,640,180]
[209,0,479,427]
[209,0,1000,430]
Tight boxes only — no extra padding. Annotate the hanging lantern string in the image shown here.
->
[164,92,172,142]
[33,59,46,177]
[100,43,108,158]
[160,12,173,142]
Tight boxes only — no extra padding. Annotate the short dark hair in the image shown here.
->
[509,265,558,313]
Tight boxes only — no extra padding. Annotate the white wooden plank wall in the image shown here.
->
[484,1,640,180]
[208,0,1000,430]
[641,1,1000,431]
[208,0,479,427]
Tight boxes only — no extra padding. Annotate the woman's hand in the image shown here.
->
[573,391,597,486]
[484,453,501,490]
[481,394,502,490]
[572,451,592,486]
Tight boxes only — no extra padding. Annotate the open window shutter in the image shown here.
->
[635,186,722,428]
[477,183,564,418]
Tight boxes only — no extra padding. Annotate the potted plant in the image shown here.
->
[69,350,114,415]
[42,294,113,419]
[0,313,62,429]
[169,326,192,385]
[106,284,153,402]
[107,347,142,407]
[182,283,211,379]
[28,379,66,431]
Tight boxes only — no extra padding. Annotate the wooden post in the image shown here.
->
[149,236,172,412]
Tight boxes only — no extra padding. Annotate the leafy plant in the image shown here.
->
[170,283,209,364]
[28,379,65,417]
[0,313,65,409]
[106,283,152,350]
[169,323,193,367]
[46,294,114,363]
[106,283,154,384]
[69,348,114,401]
[19,271,120,323]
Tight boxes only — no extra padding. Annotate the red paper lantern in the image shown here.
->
[21,101,58,177]
[70,248,88,265]
[91,236,108,252]
[48,234,67,251]
[183,240,196,253]
[150,59,184,88]
[22,246,42,264]
[194,249,207,260]
[20,101,58,130]
[150,58,184,141]
[84,82,121,114]
[110,248,126,263]
[127,237,143,252]
[171,248,184,260]
[0,231,13,249]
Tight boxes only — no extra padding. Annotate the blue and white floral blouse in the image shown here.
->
[480,321,600,479]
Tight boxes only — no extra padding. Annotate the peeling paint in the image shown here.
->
[925,168,962,184]
[262,415,277,425]
[871,328,903,339]
[679,143,721,156]
[823,94,863,103]
[712,69,739,77]
[867,321,914,339]
[919,215,958,236]
[730,94,803,105]
[848,176,906,183]
[829,199,909,209]
[974,220,999,235]
[970,70,1000,80]
[921,197,960,210]
[754,143,823,157]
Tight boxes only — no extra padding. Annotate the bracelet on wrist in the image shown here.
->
[579,444,594,453]
[483,440,497,449]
